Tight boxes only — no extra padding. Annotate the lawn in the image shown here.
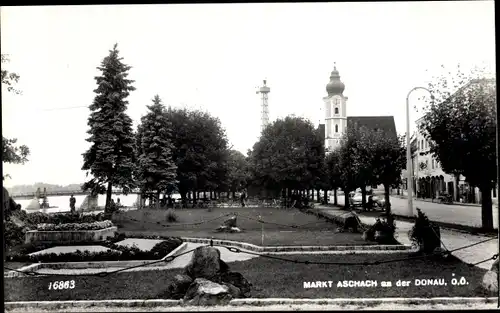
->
[112,207,373,246]
[4,252,494,301]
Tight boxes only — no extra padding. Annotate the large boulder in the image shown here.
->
[482,270,498,294]
[215,271,252,297]
[183,278,233,306]
[166,274,193,300]
[185,246,227,280]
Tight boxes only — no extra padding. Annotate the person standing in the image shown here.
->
[69,194,76,212]
[240,189,247,207]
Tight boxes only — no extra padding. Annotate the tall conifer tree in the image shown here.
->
[136,95,177,207]
[82,44,136,212]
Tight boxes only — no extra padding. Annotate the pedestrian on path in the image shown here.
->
[69,194,76,212]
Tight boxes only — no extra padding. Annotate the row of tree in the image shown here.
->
[81,45,249,210]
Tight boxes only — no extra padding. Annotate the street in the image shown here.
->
[332,194,499,229]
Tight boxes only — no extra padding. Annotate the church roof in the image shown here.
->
[347,116,398,139]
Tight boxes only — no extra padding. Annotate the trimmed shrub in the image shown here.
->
[165,209,178,223]
[409,208,441,254]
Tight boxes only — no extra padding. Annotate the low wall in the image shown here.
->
[24,227,117,244]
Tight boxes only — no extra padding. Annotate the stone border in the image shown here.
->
[181,237,414,253]
[25,227,118,245]
[4,242,187,278]
[4,297,498,311]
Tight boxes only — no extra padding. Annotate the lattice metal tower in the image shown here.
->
[256,79,270,133]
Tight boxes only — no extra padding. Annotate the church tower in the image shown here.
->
[323,63,348,152]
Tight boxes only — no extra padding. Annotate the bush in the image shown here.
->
[409,208,441,254]
[363,213,397,244]
[4,221,26,250]
[165,209,178,223]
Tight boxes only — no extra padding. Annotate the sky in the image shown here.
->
[1,1,496,187]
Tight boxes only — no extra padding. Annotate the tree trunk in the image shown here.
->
[105,181,113,213]
[479,183,494,231]
[344,189,350,209]
[383,183,391,215]
[334,189,338,206]
[317,190,320,202]
[232,190,236,199]
[311,190,315,201]
[156,190,161,209]
[323,189,328,204]
[361,186,367,210]
[454,174,460,202]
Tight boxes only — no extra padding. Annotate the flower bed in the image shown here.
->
[9,236,183,263]
[36,220,113,231]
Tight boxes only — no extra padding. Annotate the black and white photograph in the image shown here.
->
[1,1,498,311]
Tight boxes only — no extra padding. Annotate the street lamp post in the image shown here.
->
[406,87,433,217]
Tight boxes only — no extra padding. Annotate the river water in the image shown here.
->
[13,193,182,214]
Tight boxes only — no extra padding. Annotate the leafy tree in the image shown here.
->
[2,54,30,179]
[325,149,342,205]
[225,150,251,198]
[81,44,137,212]
[165,108,229,204]
[136,95,178,208]
[337,124,363,209]
[368,131,406,213]
[419,64,496,230]
[249,116,325,198]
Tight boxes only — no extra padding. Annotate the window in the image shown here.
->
[335,124,338,133]
[432,159,434,169]
[335,98,341,105]
[426,160,428,168]
[421,140,424,149]
[334,107,339,114]
[417,141,420,150]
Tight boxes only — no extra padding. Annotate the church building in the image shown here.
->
[319,64,397,152]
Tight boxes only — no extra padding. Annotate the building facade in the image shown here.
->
[409,78,497,204]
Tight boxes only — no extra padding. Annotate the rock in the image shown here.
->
[482,270,498,293]
[221,282,242,298]
[185,246,225,280]
[183,278,233,306]
[166,274,193,300]
[215,226,229,232]
[491,259,499,273]
[216,225,242,233]
[223,216,237,228]
[216,271,252,296]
